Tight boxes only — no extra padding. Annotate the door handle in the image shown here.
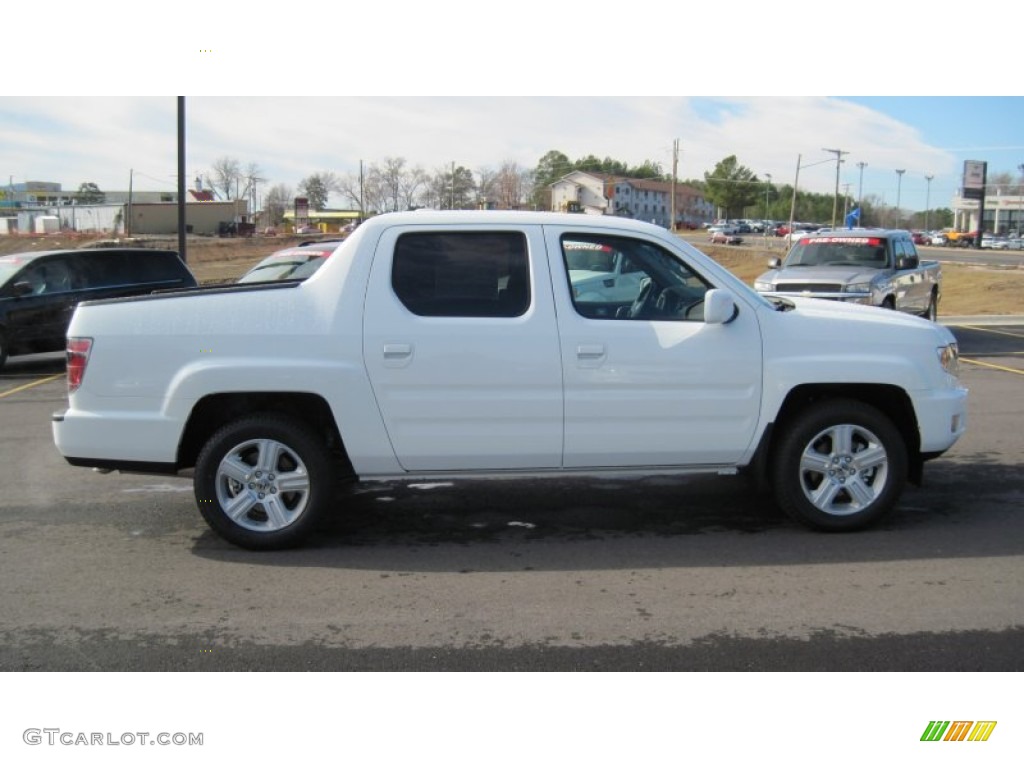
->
[576,344,606,360]
[383,343,413,359]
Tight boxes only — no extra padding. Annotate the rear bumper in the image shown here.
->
[52,407,182,470]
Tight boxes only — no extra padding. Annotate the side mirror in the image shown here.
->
[704,288,739,325]
[896,256,918,270]
[11,281,34,297]
[768,257,781,269]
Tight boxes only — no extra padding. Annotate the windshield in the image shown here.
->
[564,242,616,272]
[238,248,332,283]
[783,236,888,268]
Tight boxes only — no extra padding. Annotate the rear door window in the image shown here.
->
[391,232,530,318]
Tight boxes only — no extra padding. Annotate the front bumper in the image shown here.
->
[913,385,969,455]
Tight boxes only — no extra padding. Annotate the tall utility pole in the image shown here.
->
[358,160,365,221]
[1017,163,1024,236]
[856,162,867,213]
[670,138,679,232]
[924,174,934,232]
[822,148,848,229]
[895,169,906,229]
[788,154,802,236]
[177,96,187,263]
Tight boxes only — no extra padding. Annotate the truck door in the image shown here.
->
[545,227,763,468]
[362,226,564,472]
[893,238,927,313]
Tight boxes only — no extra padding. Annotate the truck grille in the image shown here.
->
[774,283,842,293]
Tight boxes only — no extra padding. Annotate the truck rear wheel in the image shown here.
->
[194,413,336,550]
[771,399,907,531]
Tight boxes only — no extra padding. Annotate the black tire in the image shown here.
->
[0,331,7,370]
[194,413,336,550]
[881,296,896,310]
[771,399,907,532]
[923,291,938,322]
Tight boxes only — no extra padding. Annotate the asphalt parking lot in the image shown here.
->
[0,320,1022,671]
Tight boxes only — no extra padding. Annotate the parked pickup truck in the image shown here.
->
[753,229,942,321]
[52,212,968,549]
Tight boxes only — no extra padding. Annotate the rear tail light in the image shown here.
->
[67,337,93,393]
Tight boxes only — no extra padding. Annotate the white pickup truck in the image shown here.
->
[52,212,968,549]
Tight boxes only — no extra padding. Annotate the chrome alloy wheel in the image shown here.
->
[214,438,311,532]
[797,423,889,517]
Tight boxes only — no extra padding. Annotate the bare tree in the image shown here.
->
[210,156,242,200]
[493,160,532,209]
[263,183,294,227]
[475,166,498,207]
[336,171,365,212]
[399,165,428,210]
[241,162,266,215]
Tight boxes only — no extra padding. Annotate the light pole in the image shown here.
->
[924,175,934,233]
[1017,163,1024,237]
[856,162,867,222]
[763,173,772,245]
[894,169,905,229]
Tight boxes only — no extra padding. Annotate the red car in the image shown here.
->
[709,231,743,245]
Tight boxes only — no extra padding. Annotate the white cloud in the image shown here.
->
[0,95,959,211]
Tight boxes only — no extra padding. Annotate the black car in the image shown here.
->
[0,247,197,369]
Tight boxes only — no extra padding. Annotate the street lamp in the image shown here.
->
[895,169,906,229]
[924,175,934,233]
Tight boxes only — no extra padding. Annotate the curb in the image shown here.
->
[941,316,1024,326]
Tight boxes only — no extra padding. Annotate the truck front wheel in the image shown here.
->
[194,414,336,550]
[771,399,907,531]
[923,291,938,322]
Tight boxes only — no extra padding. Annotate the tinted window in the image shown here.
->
[392,232,530,317]
[79,250,191,288]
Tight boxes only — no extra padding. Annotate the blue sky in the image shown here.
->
[2,6,1022,218]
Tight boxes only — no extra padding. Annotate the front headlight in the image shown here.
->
[845,281,873,293]
[938,343,960,376]
[754,281,773,292]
